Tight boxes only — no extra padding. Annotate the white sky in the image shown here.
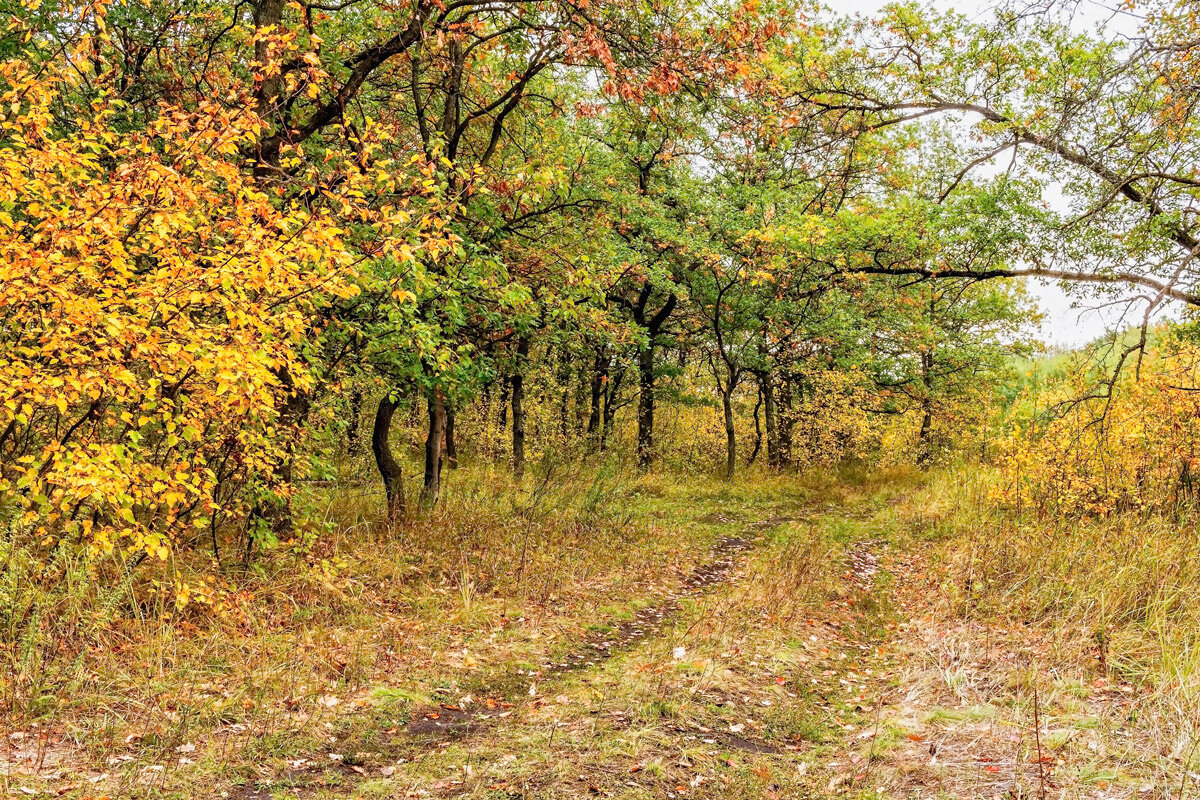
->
[836,0,1176,349]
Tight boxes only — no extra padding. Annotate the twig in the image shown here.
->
[1033,686,1047,800]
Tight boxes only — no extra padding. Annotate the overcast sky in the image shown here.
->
[833,0,1172,349]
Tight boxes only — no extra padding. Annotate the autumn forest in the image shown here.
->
[3,0,1200,797]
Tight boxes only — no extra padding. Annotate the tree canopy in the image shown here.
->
[3,0,1196,582]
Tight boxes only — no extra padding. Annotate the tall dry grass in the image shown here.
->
[902,464,1200,742]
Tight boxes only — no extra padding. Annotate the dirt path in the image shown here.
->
[230,519,797,799]
[404,534,761,739]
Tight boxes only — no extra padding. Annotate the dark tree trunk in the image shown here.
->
[719,363,738,480]
[614,284,676,471]
[777,377,794,467]
[762,374,778,468]
[445,408,459,469]
[421,392,447,507]
[601,364,624,452]
[372,394,406,520]
[498,376,510,430]
[511,335,530,478]
[574,358,589,435]
[590,352,609,431]
[251,0,285,180]
[748,384,763,466]
[636,343,656,471]
[587,349,607,446]
[917,351,935,464]
[558,354,571,439]
[346,387,363,454]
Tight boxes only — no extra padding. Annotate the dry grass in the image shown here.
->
[871,462,1200,799]
[0,461,849,797]
[9,458,1200,799]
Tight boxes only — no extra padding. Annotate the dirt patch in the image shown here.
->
[406,703,514,736]
[667,723,785,755]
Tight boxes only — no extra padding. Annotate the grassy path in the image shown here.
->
[217,478,900,799]
[4,471,1179,799]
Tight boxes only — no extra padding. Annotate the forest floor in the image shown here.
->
[0,470,1187,799]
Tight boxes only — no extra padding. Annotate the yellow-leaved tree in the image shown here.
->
[0,54,365,582]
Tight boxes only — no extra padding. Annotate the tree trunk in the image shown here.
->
[498,376,510,430]
[918,404,933,450]
[421,392,446,507]
[587,350,607,448]
[601,365,623,452]
[372,394,406,520]
[511,335,530,478]
[777,377,793,467]
[558,349,571,439]
[445,408,459,469]
[252,0,286,175]
[346,387,363,455]
[636,344,655,470]
[626,286,675,471]
[722,371,736,480]
[917,351,934,464]
[574,358,589,435]
[748,383,763,466]
[761,373,778,468]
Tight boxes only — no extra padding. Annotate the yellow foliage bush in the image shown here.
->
[995,334,1200,517]
[0,58,363,570]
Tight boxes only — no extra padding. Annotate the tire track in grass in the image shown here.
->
[405,533,763,737]
[238,518,806,798]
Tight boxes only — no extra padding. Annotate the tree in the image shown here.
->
[788,2,1200,320]
[0,55,392,569]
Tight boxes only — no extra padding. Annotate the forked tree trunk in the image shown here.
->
[623,284,675,471]
[748,385,763,466]
[601,364,624,452]
[372,395,406,520]
[421,392,447,507]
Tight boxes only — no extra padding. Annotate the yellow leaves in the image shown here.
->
[996,340,1200,518]
[0,68,375,576]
